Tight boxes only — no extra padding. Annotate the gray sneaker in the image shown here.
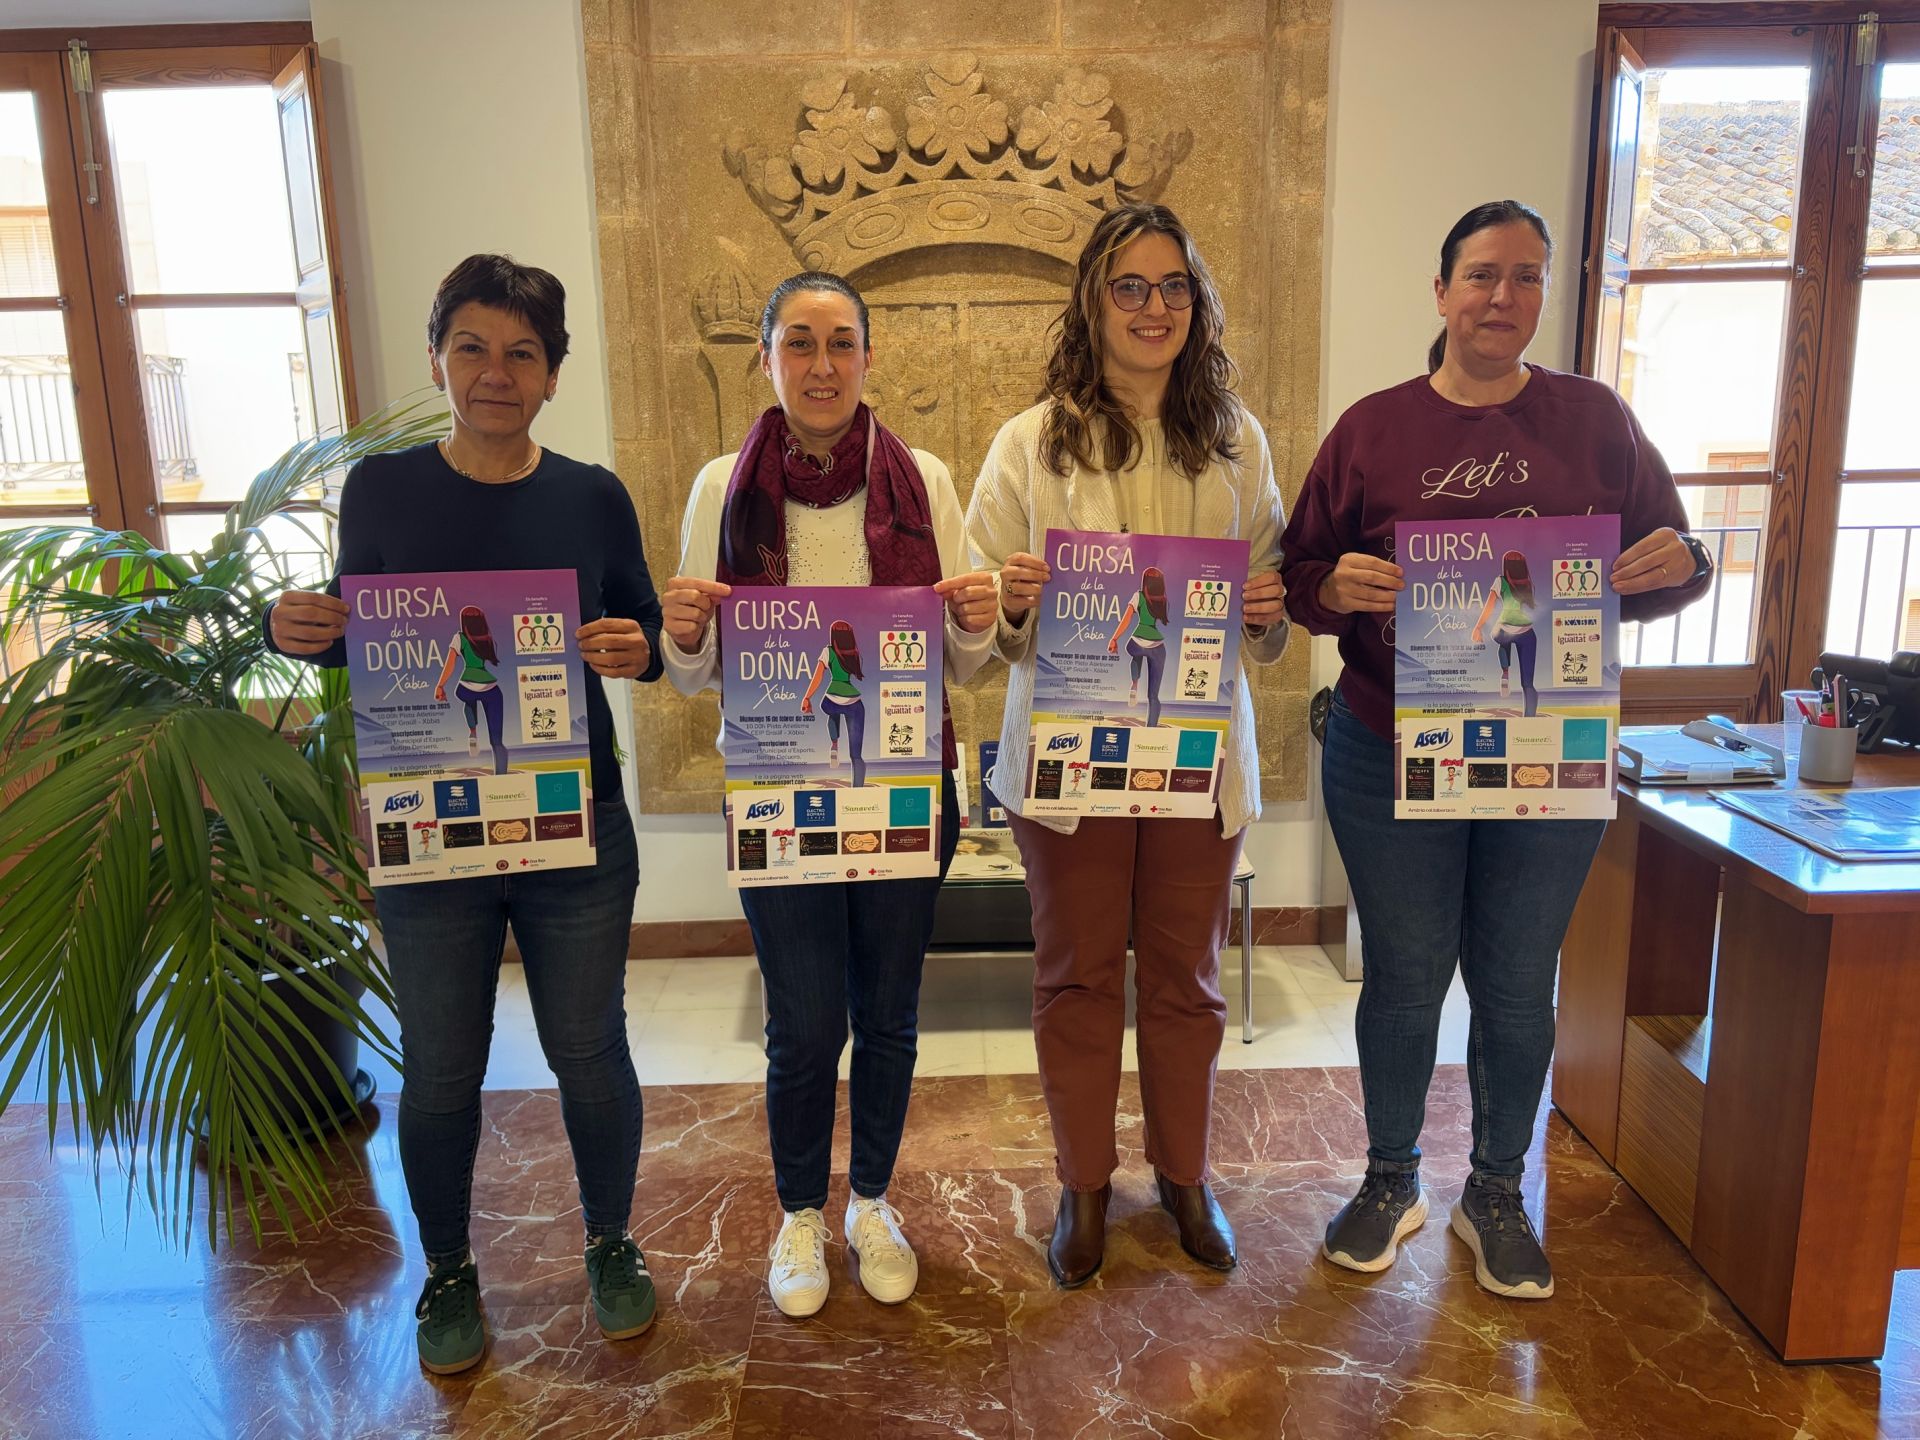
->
[1322,1166,1428,1273]
[1449,1172,1554,1299]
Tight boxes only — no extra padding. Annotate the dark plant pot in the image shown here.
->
[190,937,377,1145]
[257,956,376,1139]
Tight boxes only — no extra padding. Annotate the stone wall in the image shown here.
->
[581,0,1328,813]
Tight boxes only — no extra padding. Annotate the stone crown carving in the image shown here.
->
[723,53,1192,273]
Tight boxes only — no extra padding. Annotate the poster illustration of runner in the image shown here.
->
[341,569,595,885]
[719,586,943,887]
[1027,529,1250,819]
[1392,515,1620,820]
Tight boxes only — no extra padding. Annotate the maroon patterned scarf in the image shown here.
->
[717,403,957,770]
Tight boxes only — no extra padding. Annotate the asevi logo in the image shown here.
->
[1045,732,1083,753]
[383,790,425,814]
[743,797,784,823]
[1412,728,1453,751]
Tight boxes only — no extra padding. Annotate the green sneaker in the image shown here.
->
[586,1233,658,1339]
[414,1258,486,1375]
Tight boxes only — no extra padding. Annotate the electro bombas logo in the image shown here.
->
[743,798,784,823]
[383,791,424,814]
[1046,732,1083,753]
[1413,728,1453,751]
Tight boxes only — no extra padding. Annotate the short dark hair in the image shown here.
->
[759,271,870,351]
[1428,200,1553,373]
[427,254,570,370]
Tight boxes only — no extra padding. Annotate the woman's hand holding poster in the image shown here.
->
[1028,529,1249,818]
[719,586,943,886]
[342,569,595,885]
[1391,517,1620,820]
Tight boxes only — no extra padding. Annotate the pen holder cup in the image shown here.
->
[1797,724,1859,785]
[1781,689,1824,755]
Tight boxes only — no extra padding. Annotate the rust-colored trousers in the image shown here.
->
[1009,811,1243,1190]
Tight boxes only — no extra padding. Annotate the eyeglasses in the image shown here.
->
[1107,275,1195,312]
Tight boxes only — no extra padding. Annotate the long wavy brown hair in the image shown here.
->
[1039,203,1241,480]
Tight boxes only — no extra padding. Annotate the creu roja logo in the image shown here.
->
[383,791,424,814]
[1413,728,1453,750]
[743,798,784,822]
[1045,732,1083,753]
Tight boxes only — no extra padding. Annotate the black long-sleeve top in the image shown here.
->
[267,441,664,798]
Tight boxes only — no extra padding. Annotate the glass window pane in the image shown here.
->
[0,309,87,511]
[1620,483,1768,667]
[162,509,334,592]
[1825,482,1920,658]
[136,306,314,507]
[102,86,296,295]
[1617,280,1786,473]
[1844,279,1920,472]
[1633,67,1809,269]
[1867,63,1920,267]
[0,90,56,299]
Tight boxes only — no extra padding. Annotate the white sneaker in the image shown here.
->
[844,1194,918,1304]
[768,1208,831,1317]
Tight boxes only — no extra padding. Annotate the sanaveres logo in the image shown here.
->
[383,791,424,814]
[744,798,784,822]
[1045,733,1083,753]
[1413,728,1453,750]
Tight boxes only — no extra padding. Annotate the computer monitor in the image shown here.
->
[1813,651,1920,752]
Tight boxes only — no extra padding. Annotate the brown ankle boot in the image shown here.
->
[1047,1183,1112,1288]
[1156,1172,1237,1271]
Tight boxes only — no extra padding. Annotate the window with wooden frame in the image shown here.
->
[0,23,353,628]
[1580,3,1920,723]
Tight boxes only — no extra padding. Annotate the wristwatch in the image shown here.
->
[1679,532,1713,582]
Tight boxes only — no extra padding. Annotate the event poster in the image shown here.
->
[1391,516,1620,820]
[718,586,944,886]
[1027,529,1250,818]
[341,569,595,885]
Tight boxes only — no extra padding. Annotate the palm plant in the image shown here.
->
[0,396,446,1248]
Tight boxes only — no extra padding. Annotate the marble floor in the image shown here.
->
[2,950,1916,1438]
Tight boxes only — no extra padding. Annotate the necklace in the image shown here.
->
[439,436,541,483]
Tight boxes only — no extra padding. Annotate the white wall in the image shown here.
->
[310,0,1608,924]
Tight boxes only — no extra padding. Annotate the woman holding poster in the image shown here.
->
[965,203,1289,1289]
[1281,201,1712,1300]
[265,255,665,1373]
[658,272,999,1318]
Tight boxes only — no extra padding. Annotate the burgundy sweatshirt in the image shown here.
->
[1281,367,1709,739]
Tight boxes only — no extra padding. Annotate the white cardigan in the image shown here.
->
[662,449,995,728]
[964,402,1290,838]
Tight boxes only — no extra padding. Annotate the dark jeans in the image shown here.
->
[376,797,641,1263]
[1322,694,1603,1179]
[1127,637,1166,726]
[823,694,867,787]
[1489,624,1538,717]
[455,680,508,774]
[738,772,960,1213]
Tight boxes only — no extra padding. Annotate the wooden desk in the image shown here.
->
[1555,729,1920,1363]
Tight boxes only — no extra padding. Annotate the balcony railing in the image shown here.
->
[1622,524,1760,667]
[0,353,199,507]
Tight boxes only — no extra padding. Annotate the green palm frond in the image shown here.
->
[0,394,442,1248]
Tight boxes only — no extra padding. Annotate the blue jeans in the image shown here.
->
[376,797,641,1263]
[454,680,509,775]
[1322,695,1604,1178]
[738,772,960,1213]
